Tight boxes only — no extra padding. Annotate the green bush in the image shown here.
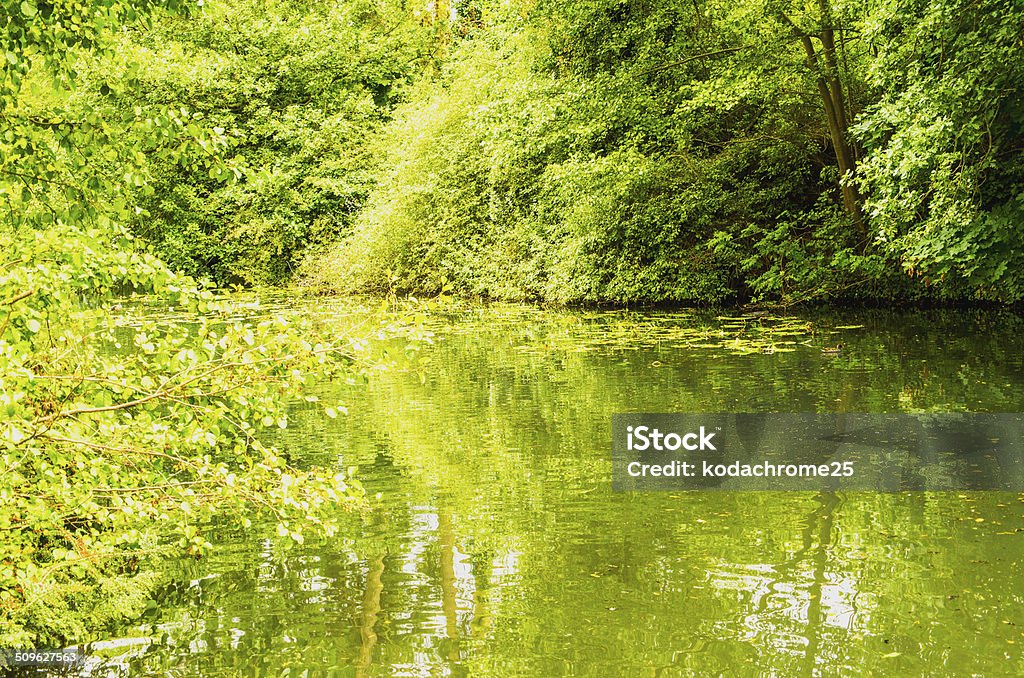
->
[118,0,431,286]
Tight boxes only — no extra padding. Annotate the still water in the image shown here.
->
[106,302,1024,676]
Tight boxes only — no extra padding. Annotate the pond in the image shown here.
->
[99,302,1024,676]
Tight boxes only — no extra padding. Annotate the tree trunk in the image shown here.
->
[783,9,866,241]
[815,0,865,238]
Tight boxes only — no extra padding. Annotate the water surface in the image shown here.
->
[108,303,1024,676]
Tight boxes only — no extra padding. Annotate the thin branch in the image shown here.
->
[1,257,26,273]
[640,45,753,75]
[0,288,35,337]
[92,480,212,493]
[54,343,351,419]
[0,287,35,306]
[40,435,196,467]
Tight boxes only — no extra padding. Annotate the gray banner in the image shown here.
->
[612,413,1024,491]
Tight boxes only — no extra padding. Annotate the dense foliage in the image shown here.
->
[116,0,432,285]
[0,0,412,648]
[0,233,371,647]
[41,0,1017,304]
[306,0,1023,304]
[855,0,1024,296]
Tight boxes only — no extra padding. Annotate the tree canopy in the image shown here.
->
[303,0,1022,304]
[0,0,409,647]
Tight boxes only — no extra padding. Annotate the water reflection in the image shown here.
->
[91,304,1024,676]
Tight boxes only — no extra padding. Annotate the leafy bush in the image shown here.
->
[117,0,431,286]
[316,0,1023,305]
[313,10,832,304]
[854,0,1024,300]
[1,222,375,647]
[0,0,399,647]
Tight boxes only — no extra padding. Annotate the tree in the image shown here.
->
[0,0,399,647]
[777,0,865,238]
[113,0,432,285]
[854,0,1024,297]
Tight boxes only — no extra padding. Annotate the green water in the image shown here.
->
[111,303,1024,676]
